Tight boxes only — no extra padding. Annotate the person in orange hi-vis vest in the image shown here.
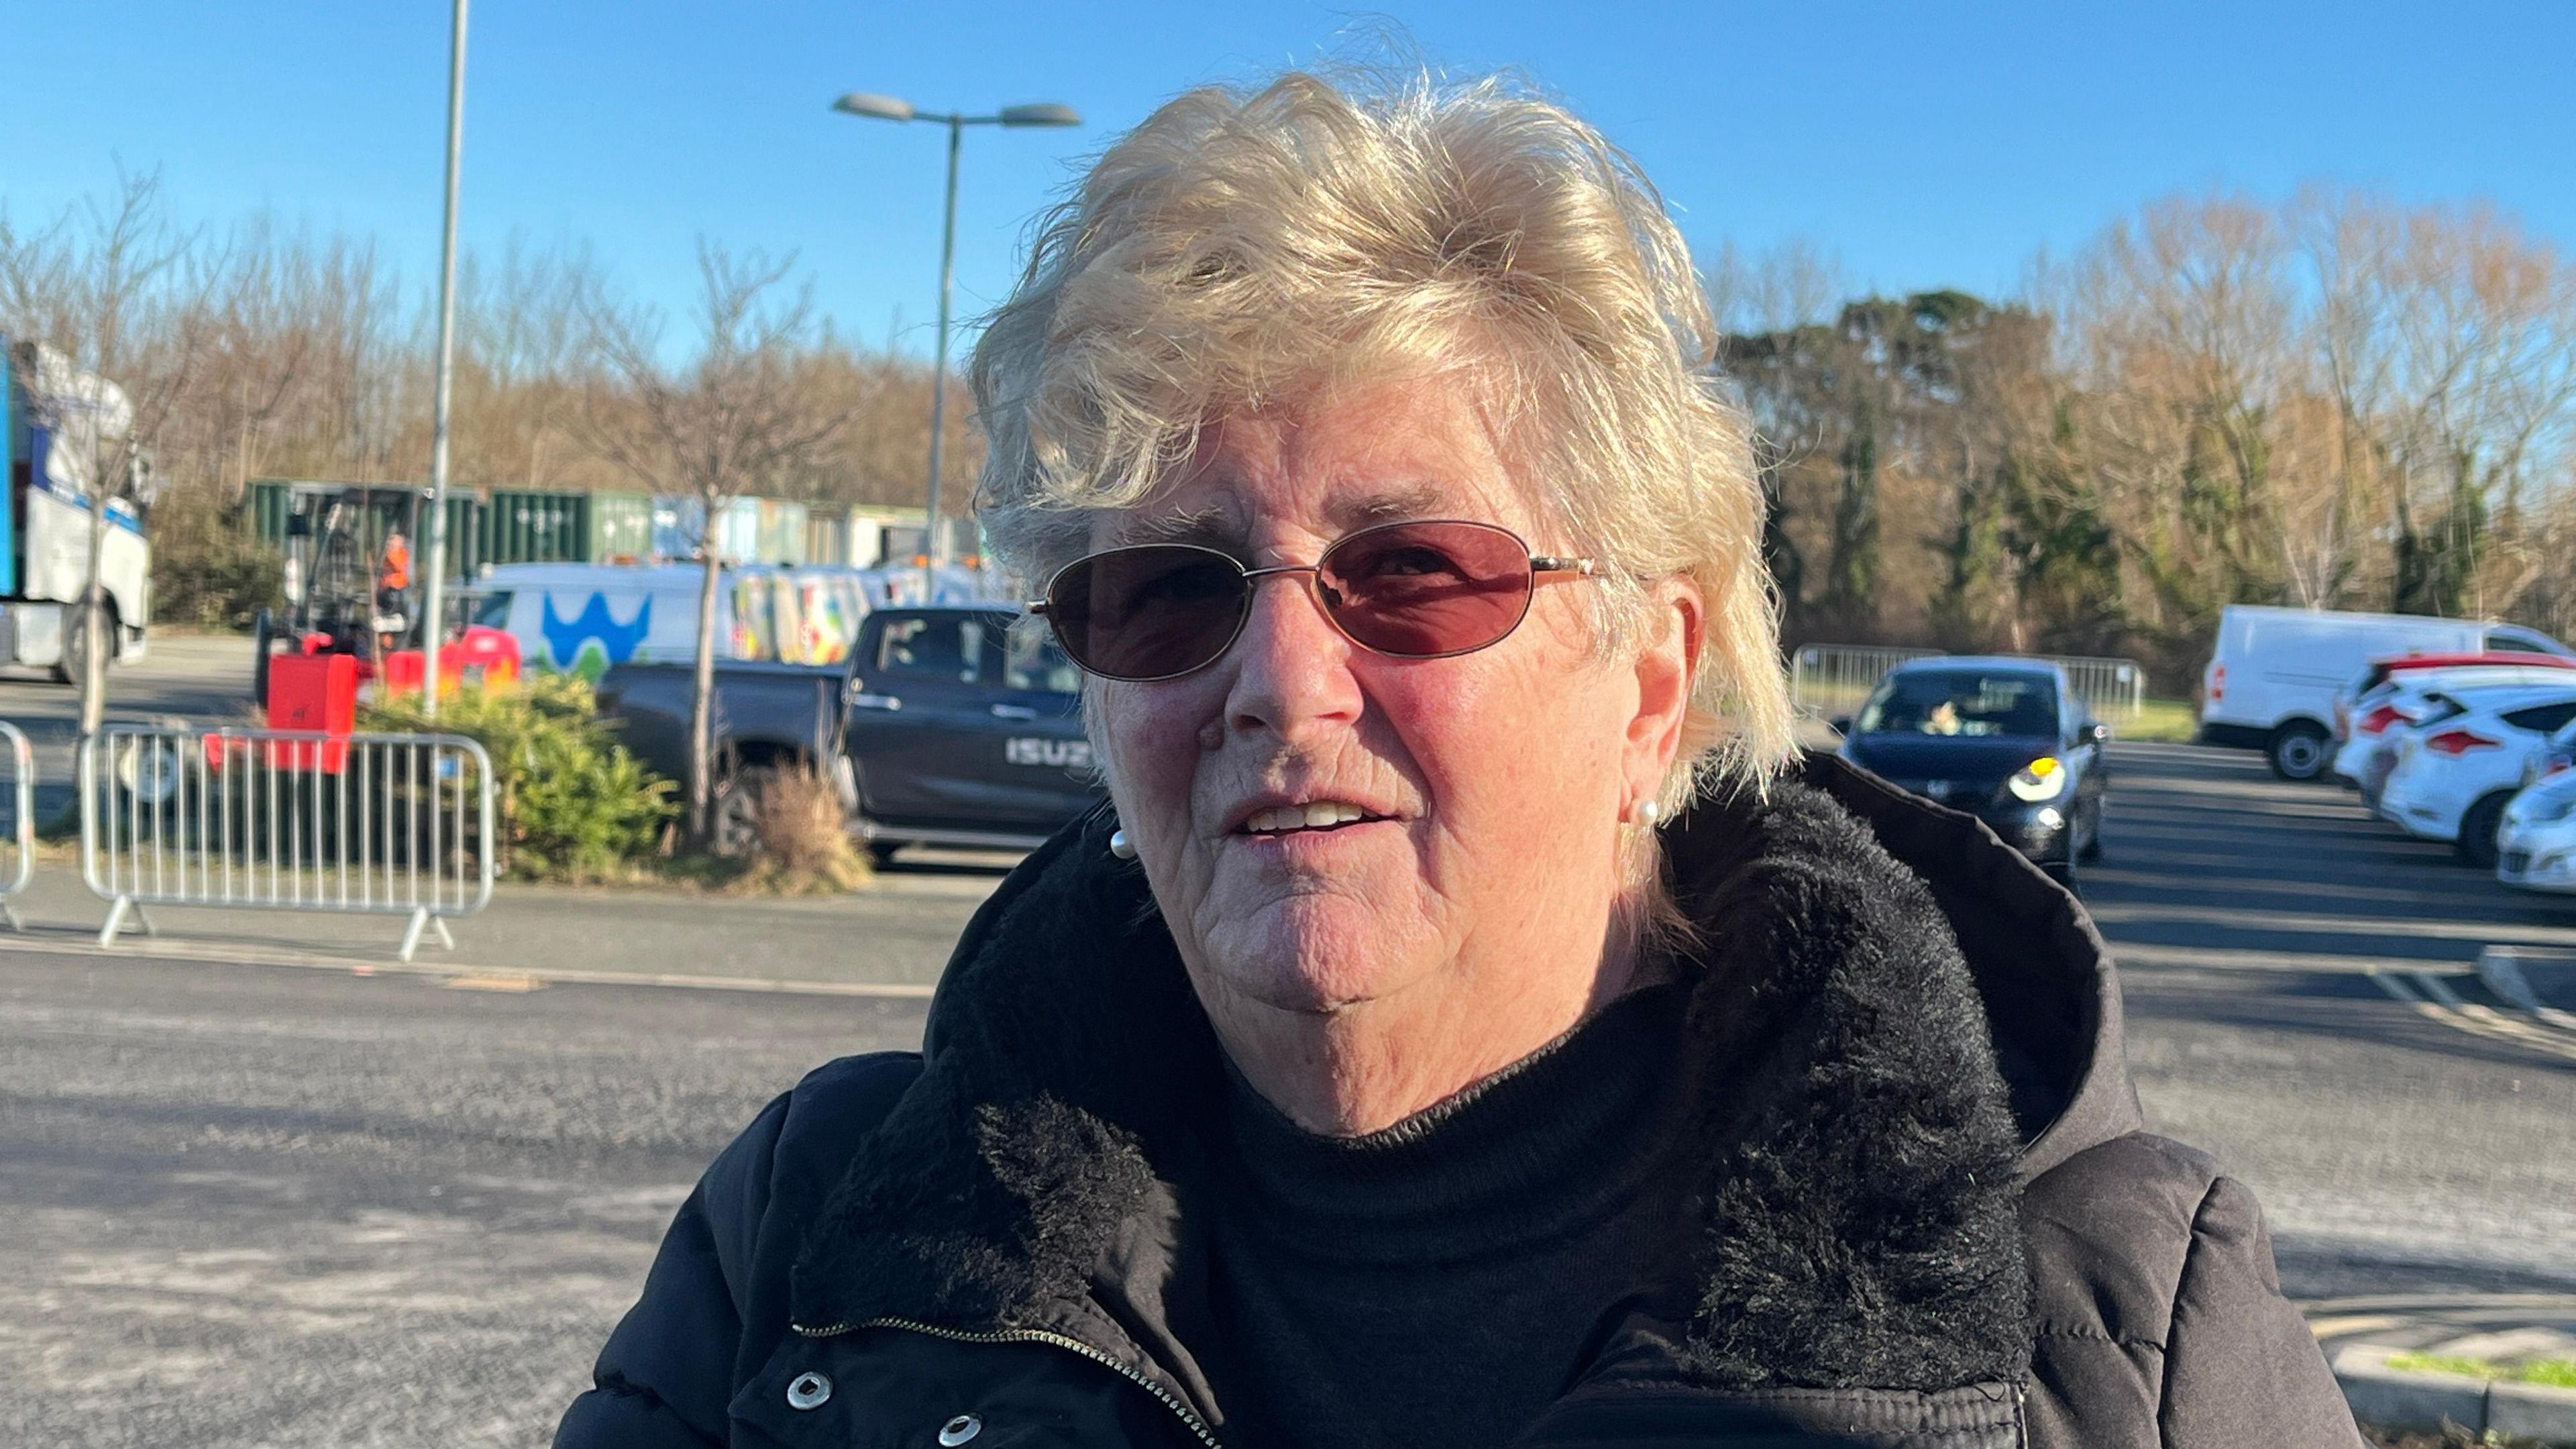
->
[376,529,413,655]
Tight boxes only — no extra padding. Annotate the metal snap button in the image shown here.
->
[786,1371,833,1410]
[938,1413,983,1445]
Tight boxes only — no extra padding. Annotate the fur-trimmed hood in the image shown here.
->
[786,752,2143,1403]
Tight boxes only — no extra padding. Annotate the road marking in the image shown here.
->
[442,972,545,993]
[0,930,938,1001]
[2088,903,2576,950]
[2369,969,2576,1064]
[2304,1313,2402,1340]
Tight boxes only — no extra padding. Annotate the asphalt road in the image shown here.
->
[1,632,257,826]
[3,711,2574,1444]
[2088,743,2576,1297]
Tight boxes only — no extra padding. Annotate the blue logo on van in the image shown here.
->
[541,592,651,679]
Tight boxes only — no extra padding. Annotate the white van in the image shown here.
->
[2199,604,2572,780]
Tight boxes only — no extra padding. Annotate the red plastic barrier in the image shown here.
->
[267,653,358,734]
[379,627,522,700]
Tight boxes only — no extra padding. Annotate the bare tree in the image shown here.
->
[574,241,847,844]
[0,170,220,735]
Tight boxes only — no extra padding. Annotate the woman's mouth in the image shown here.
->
[1236,800,1389,837]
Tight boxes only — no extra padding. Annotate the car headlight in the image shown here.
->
[2007,757,2071,802]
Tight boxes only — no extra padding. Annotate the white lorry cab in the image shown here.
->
[2200,604,2572,780]
[0,337,154,681]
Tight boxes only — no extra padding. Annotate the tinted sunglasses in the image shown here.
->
[1030,519,1597,682]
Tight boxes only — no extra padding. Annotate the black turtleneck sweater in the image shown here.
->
[1198,980,1697,1449]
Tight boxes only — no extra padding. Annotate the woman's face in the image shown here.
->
[1089,378,1692,1021]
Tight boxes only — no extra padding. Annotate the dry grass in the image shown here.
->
[731,767,872,895]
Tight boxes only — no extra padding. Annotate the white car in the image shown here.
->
[2377,684,2576,865]
[2497,758,2576,896]
[2332,664,2576,790]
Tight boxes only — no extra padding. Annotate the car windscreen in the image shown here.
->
[1856,669,2060,738]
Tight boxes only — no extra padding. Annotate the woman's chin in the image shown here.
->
[1197,896,1428,1015]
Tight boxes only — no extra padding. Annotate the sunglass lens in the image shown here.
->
[1047,546,1248,680]
[1318,522,1533,657]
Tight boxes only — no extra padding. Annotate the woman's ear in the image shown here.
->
[1627,578,1705,790]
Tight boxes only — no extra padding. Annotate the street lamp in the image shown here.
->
[422,0,468,721]
[833,91,1079,597]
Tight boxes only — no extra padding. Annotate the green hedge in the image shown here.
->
[362,675,674,881]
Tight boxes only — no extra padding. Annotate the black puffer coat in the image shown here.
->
[557,754,2364,1448]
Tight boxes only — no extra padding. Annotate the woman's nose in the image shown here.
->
[1222,570,1364,743]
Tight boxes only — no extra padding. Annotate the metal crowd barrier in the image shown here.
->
[0,721,31,930]
[1790,644,2149,724]
[78,724,496,962]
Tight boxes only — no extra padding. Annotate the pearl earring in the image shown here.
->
[1108,828,1137,860]
[1629,798,1662,828]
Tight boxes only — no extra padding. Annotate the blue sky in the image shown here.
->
[7,1,2570,356]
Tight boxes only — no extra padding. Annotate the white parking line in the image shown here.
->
[2369,968,2576,1064]
[0,930,938,1000]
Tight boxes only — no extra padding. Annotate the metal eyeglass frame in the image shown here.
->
[1026,519,1599,682]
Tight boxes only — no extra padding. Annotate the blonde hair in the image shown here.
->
[972,68,1794,805]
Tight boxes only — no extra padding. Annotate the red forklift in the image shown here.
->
[249,482,517,721]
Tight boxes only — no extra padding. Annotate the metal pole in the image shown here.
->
[923,114,963,602]
[422,0,468,720]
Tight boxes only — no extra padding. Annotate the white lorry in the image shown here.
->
[0,337,153,680]
[2199,604,2571,780]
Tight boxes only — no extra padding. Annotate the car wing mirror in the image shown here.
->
[2086,720,2110,745]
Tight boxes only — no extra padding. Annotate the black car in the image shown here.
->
[1832,656,2108,887]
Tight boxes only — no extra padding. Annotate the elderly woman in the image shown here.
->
[559,72,2360,1448]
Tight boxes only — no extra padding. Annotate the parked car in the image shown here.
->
[2497,761,2576,898]
[2198,604,2571,782]
[2375,682,2576,867]
[2331,651,2576,751]
[1833,656,2107,888]
[598,604,1103,860]
[2332,662,2576,792]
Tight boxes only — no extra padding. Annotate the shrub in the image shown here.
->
[362,674,674,881]
[150,486,284,631]
[733,766,871,894]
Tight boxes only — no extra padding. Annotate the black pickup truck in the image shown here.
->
[597,605,1102,861]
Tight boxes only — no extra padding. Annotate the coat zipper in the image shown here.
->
[794,1316,1223,1448]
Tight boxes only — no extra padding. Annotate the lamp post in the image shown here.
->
[422,0,468,720]
[833,93,1079,598]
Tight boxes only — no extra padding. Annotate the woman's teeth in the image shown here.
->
[1244,801,1372,833]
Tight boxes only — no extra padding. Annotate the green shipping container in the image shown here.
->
[589,490,654,560]
[244,480,482,578]
[478,488,659,564]
[482,489,587,565]
[247,478,291,543]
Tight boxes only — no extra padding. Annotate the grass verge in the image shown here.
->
[2114,698,2199,743]
[2385,1351,2576,1389]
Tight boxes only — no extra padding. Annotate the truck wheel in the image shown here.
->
[2267,721,2331,782]
[710,767,775,859]
[2455,792,2512,869]
[52,610,91,686]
